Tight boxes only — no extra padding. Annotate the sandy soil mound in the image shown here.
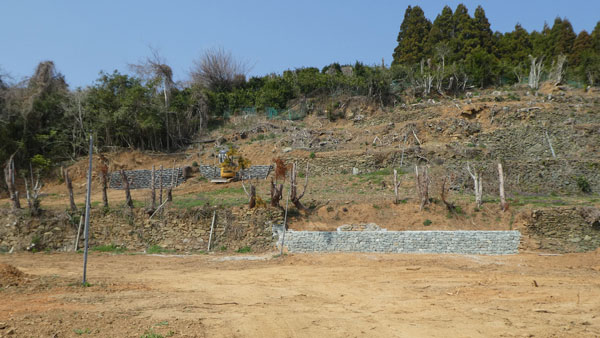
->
[0,263,27,287]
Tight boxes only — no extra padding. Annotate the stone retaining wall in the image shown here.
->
[281,230,521,255]
[109,168,184,190]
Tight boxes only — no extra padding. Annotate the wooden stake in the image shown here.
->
[82,133,93,285]
[74,213,83,251]
[208,211,216,251]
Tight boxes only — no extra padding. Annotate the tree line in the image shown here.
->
[1,4,599,171]
[392,4,600,90]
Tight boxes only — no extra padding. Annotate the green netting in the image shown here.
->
[241,107,257,115]
[266,107,279,119]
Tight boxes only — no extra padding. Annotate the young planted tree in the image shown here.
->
[3,153,21,210]
[528,55,544,90]
[23,164,42,216]
[466,163,483,209]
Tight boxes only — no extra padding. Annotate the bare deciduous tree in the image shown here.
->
[191,47,250,91]
[528,55,544,90]
[549,54,567,86]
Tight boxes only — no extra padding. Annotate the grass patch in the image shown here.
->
[140,328,165,338]
[73,328,91,335]
[146,245,173,254]
[219,245,227,251]
[91,244,126,254]
[236,246,252,253]
[174,187,247,208]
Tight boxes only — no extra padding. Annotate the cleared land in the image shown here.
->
[1,251,599,337]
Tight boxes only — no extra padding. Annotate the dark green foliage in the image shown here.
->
[576,176,592,193]
[392,6,432,65]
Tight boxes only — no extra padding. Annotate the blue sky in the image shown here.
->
[1,0,598,88]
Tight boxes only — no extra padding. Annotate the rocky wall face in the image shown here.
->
[281,230,521,255]
[527,207,600,253]
[0,207,284,253]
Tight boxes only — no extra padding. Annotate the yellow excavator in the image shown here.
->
[212,146,250,183]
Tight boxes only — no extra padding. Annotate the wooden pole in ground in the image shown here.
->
[64,167,77,213]
[279,184,292,256]
[82,133,93,285]
[207,210,216,251]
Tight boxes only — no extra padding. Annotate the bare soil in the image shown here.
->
[1,251,599,337]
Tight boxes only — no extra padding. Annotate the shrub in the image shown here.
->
[423,219,432,226]
[236,246,251,253]
[576,176,592,193]
[309,152,316,159]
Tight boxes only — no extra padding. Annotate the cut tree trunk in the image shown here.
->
[159,165,163,205]
[290,162,309,211]
[498,163,508,212]
[270,178,283,208]
[150,165,156,210]
[414,165,430,211]
[393,169,402,204]
[249,185,256,208]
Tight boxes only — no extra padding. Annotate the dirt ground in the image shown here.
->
[1,251,599,338]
